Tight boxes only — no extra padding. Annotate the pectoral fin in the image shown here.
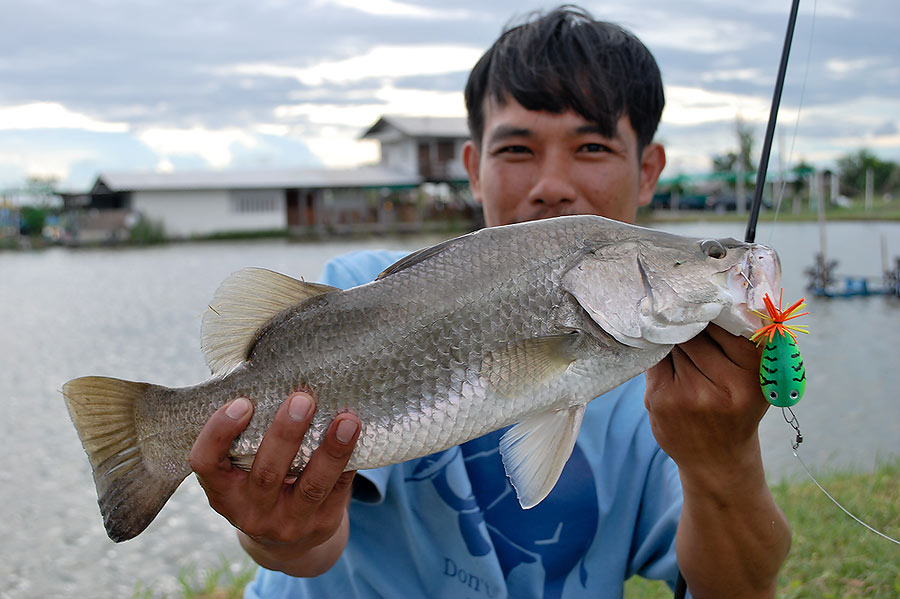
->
[499,404,586,509]
[484,334,578,398]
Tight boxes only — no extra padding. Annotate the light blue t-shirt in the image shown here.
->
[245,249,682,599]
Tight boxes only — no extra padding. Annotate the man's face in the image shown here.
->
[463,96,666,227]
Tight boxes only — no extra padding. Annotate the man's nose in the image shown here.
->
[527,154,577,206]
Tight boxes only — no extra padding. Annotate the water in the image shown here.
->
[1,221,898,598]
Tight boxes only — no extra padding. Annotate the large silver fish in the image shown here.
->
[63,215,780,542]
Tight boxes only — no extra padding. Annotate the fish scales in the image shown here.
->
[62,214,781,541]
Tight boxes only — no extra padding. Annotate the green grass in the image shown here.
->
[139,462,899,599]
[623,460,900,599]
[772,460,900,598]
[134,557,258,599]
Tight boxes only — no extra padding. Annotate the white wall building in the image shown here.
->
[74,114,473,240]
[84,166,422,239]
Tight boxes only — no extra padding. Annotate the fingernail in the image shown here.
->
[289,393,314,421]
[226,397,251,420]
[335,418,358,444]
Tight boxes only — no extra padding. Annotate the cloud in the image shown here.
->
[227,44,485,86]
[317,0,473,19]
[0,102,128,132]
[0,0,898,188]
[0,129,157,188]
[663,86,771,126]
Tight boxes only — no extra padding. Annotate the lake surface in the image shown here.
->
[2,220,898,598]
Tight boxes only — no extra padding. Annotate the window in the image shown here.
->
[230,190,278,213]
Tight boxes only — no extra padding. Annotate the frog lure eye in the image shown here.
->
[749,290,809,407]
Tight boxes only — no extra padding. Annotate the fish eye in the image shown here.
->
[700,239,727,259]
[769,390,778,400]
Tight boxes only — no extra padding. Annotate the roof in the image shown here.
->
[360,115,470,140]
[93,166,422,193]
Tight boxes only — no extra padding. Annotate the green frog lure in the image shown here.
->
[750,291,809,407]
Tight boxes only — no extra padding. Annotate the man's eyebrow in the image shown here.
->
[575,124,618,138]
[485,125,533,143]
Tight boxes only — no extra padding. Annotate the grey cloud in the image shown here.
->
[874,121,899,136]
[0,0,897,188]
[393,71,470,93]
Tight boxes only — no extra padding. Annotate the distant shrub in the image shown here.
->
[20,206,46,236]
[129,215,166,244]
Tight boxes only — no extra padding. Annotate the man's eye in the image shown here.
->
[496,145,531,155]
[580,143,611,153]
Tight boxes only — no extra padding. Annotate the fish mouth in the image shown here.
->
[713,244,782,338]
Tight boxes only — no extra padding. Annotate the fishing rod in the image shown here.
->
[744,0,801,244]
[673,3,802,598]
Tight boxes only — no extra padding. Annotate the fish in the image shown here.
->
[62,214,781,542]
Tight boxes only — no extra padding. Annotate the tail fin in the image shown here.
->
[62,376,187,542]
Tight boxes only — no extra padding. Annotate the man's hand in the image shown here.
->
[644,324,767,481]
[644,324,791,599]
[189,391,361,577]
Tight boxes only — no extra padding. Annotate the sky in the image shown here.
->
[1,0,898,192]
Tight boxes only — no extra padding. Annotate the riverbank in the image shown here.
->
[4,201,898,251]
[142,461,899,599]
[636,201,900,226]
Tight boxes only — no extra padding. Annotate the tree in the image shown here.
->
[836,150,900,197]
[711,117,757,189]
[790,160,815,196]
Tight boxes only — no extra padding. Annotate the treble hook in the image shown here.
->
[782,406,803,450]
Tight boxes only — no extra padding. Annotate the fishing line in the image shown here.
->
[744,0,801,244]
[766,0,818,247]
[758,0,900,551]
[784,410,900,546]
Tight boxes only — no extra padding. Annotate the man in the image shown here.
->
[189,7,791,598]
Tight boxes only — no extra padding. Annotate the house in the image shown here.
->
[69,114,475,242]
[77,166,423,239]
[360,115,470,183]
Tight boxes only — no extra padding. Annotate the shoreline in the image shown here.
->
[4,206,900,252]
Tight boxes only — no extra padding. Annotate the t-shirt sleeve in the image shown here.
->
[319,249,408,290]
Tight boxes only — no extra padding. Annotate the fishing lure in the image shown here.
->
[750,291,809,407]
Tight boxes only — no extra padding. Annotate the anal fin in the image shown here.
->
[499,404,586,509]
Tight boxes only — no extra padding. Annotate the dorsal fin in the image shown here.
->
[201,267,339,376]
[376,233,472,280]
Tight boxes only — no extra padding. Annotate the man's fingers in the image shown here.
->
[247,392,316,499]
[291,413,360,514]
[312,470,357,530]
[677,327,751,377]
[705,324,762,370]
[189,397,254,484]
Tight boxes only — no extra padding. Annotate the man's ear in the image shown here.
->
[637,142,666,207]
[462,140,483,205]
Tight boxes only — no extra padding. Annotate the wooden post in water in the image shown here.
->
[866,167,874,212]
[831,171,839,205]
[816,169,827,263]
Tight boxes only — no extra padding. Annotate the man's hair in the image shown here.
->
[465,5,665,151]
